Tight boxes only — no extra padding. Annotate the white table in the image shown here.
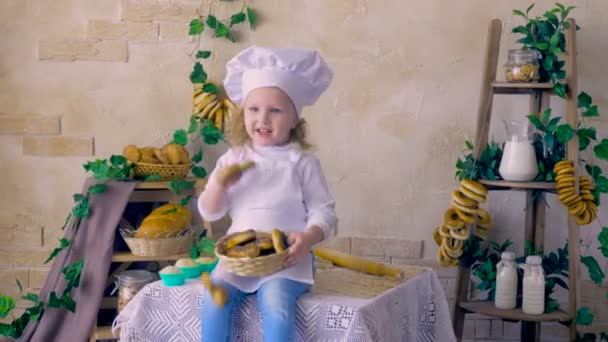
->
[112,267,456,342]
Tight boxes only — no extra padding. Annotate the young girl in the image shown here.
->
[198,46,338,342]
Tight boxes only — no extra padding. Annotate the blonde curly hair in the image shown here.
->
[226,109,312,150]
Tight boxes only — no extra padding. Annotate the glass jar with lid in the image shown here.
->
[115,270,157,313]
[504,48,541,82]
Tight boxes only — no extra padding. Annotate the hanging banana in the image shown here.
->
[192,83,241,132]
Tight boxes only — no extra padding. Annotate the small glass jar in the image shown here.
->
[115,270,157,313]
[504,49,541,82]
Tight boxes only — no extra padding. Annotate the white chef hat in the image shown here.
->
[223,46,333,115]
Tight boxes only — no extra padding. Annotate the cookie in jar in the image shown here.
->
[504,48,541,82]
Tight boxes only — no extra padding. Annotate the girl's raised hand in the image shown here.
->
[216,161,255,189]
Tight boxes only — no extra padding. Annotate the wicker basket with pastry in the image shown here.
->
[215,228,289,277]
[119,203,197,256]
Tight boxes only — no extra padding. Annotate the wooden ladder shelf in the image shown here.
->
[89,178,211,341]
[452,18,581,342]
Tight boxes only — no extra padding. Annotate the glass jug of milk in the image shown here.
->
[498,120,539,181]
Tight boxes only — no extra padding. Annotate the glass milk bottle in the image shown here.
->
[519,255,545,315]
[498,120,539,181]
[495,251,518,310]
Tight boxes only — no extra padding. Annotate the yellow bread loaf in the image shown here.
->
[134,204,192,238]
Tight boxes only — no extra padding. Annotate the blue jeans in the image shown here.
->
[201,278,311,342]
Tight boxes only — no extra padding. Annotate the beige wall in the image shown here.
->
[1,0,607,339]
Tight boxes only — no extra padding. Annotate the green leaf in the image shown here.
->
[553,83,566,98]
[581,256,605,285]
[44,238,73,264]
[180,195,192,207]
[0,295,15,318]
[583,105,599,117]
[215,22,230,39]
[72,196,90,219]
[541,108,552,124]
[512,25,528,35]
[229,12,246,27]
[87,183,107,195]
[63,260,84,290]
[551,46,563,55]
[246,7,257,29]
[195,50,211,59]
[575,307,594,326]
[544,54,554,70]
[546,117,561,132]
[544,11,559,27]
[556,124,575,143]
[534,42,549,50]
[585,164,603,181]
[188,116,199,134]
[110,155,127,166]
[527,115,544,130]
[60,213,72,231]
[202,83,219,94]
[173,129,188,146]
[553,70,566,80]
[169,179,196,195]
[192,166,208,179]
[549,32,560,48]
[578,92,592,108]
[596,176,608,193]
[16,279,23,293]
[27,302,44,322]
[190,62,207,84]
[22,293,39,303]
[526,3,534,14]
[465,140,473,150]
[47,291,62,308]
[545,297,559,312]
[144,174,161,182]
[200,123,223,145]
[206,15,218,29]
[191,149,203,163]
[594,139,608,162]
[578,127,596,150]
[598,227,608,258]
[189,19,204,35]
[513,9,526,17]
[189,245,199,259]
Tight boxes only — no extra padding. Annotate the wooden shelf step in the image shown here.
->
[478,179,557,192]
[92,326,118,340]
[459,301,571,323]
[111,251,189,262]
[133,178,206,190]
[491,82,554,94]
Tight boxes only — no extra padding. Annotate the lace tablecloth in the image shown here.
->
[112,269,455,342]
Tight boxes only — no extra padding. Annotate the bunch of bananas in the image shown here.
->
[192,83,240,132]
[434,179,492,267]
[553,160,597,225]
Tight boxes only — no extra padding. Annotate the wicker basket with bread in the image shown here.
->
[215,229,289,277]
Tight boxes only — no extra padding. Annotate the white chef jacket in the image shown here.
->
[198,143,337,292]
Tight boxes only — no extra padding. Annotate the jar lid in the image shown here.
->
[116,270,157,285]
[501,251,515,261]
[525,255,542,265]
[508,48,540,58]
